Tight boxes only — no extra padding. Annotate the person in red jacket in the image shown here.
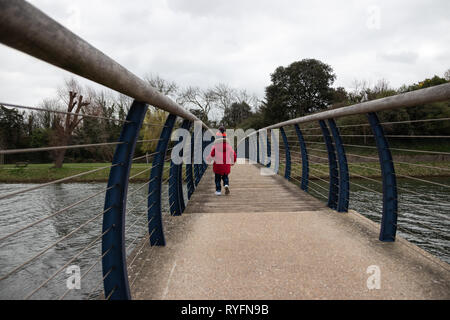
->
[207,126,237,196]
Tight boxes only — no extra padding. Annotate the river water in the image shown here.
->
[0,178,448,299]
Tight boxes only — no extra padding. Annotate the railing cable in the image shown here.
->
[0,164,119,201]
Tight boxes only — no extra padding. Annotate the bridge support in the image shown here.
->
[194,128,202,186]
[319,120,339,210]
[367,112,398,242]
[266,130,271,168]
[271,129,280,174]
[328,119,349,212]
[169,120,191,215]
[294,124,309,191]
[102,100,147,300]
[280,127,291,180]
[148,113,176,246]
[256,131,260,164]
[186,131,195,199]
[201,128,207,176]
[244,137,250,160]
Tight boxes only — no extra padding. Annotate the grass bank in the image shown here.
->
[0,160,449,183]
[0,163,172,183]
[278,160,450,180]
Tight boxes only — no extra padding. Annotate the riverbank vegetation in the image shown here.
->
[0,159,449,183]
[1,60,448,175]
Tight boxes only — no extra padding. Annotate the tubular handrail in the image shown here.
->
[262,83,450,130]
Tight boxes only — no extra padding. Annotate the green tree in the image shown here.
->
[263,59,336,124]
[222,101,252,128]
[140,108,168,156]
[0,105,25,164]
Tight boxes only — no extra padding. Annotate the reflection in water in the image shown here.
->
[0,182,180,300]
[0,177,448,299]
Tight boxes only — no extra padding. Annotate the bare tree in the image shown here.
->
[178,86,217,123]
[117,93,133,118]
[51,78,92,168]
[144,74,179,99]
[212,83,236,111]
[235,89,260,110]
[37,98,61,129]
[445,69,450,81]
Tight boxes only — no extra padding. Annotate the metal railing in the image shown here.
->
[244,83,450,245]
[0,0,211,300]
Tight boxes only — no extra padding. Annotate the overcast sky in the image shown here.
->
[0,0,449,107]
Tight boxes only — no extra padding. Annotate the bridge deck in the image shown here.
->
[129,163,450,299]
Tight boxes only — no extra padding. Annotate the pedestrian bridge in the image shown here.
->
[0,1,449,300]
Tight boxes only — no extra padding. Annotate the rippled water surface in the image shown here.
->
[308,177,450,264]
[0,178,448,299]
[0,181,185,300]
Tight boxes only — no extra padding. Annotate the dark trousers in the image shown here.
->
[215,173,229,192]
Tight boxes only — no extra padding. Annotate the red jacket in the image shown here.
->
[208,141,237,175]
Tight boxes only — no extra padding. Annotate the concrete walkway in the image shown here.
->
[129,163,450,300]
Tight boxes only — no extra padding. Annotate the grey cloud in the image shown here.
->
[0,0,449,107]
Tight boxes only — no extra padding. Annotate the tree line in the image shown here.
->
[0,75,260,165]
[240,59,450,136]
[1,62,449,166]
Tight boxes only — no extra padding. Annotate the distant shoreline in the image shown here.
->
[0,161,449,183]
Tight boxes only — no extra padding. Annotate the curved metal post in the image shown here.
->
[294,124,309,191]
[169,120,191,216]
[319,120,339,210]
[256,131,260,164]
[328,119,349,213]
[148,113,176,246]
[194,128,201,186]
[245,137,250,159]
[102,100,147,300]
[279,127,291,180]
[367,112,398,242]
[266,130,271,168]
[178,121,191,212]
[207,130,214,165]
[200,128,206,176]
[186,131,195,199]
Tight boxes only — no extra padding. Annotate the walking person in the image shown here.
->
[207,126,236,196]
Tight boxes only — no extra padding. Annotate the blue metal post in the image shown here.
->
[245,137,249,159]
[367,112,398,242]
[169,120,191,216]
[194,129,201,186]
[186,132,195,199]
[102,100,147,300]
[328,119,349,213]
[266,130,271,168]
[203,129,214,172]
[201,128,206,176]
[148,113,176,246]
[294,124,309,191]
[256,131,260,164]
[319,120,339,210]
[280,127,291,180]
